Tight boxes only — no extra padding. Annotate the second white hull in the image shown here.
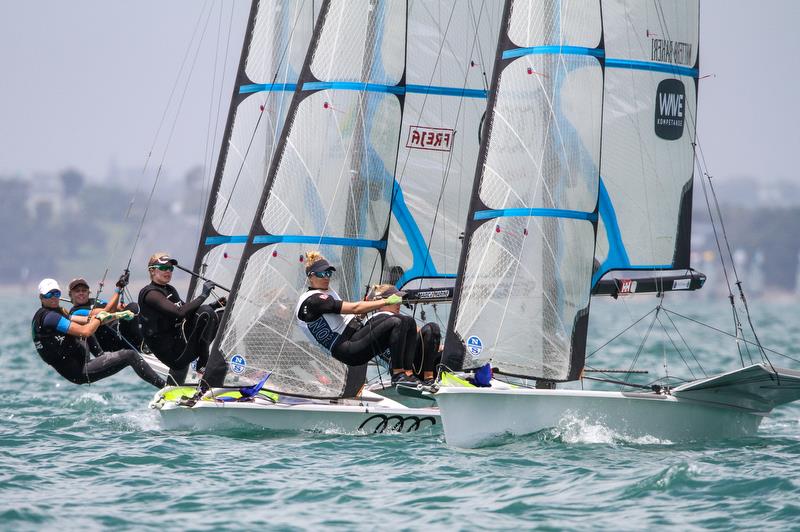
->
[435,387,764,448]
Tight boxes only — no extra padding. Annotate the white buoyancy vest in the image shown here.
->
[295,288,355,353]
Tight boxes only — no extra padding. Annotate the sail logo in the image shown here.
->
[466,335,483,358]
[406,126,455,152]
[654,79,685,140]
[230,354,247,374]
[650,38,693,66]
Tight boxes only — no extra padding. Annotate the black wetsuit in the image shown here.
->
[371,316,441,376]
[297,296,416,369]
[70,298,144,353]
[138,282,220,385]
[31,306,165,388]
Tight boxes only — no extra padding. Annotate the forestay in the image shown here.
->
[443,0,603,380]
[189,1,318,298]
[207,0,407,397]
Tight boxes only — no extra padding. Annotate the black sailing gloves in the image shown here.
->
[201,280,216,299]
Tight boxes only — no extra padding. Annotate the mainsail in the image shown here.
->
[204,0,502,397]
[443,0,699,381]
[188,1,318,298]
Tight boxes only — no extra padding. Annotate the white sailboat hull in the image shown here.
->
[151,388,440,435]
[435,386,764,448]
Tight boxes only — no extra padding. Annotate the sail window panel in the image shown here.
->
[453,217,593,380]
[507,0,601,49]
[405,0,502,88]
[599,68,697,266]
[211,95,283,234]
[602,0,699,66]
[246,1,317,83]
[310,1,405,85]
[218,246,383,394]
[261,90,400,243]
[478,56,601,213]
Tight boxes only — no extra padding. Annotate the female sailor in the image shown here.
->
[296,251,419,384]
[31,277,165,388]
[137,252,224,385]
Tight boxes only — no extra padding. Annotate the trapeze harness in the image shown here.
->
[295,288,357,353]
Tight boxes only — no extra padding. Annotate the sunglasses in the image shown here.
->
[308,270,333,278]
[42,290,62,299]
[150,265,174,272]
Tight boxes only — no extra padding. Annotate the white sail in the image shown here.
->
[190,1,318,297]
[593,0,699,285]
[383,1,502,293]
[444,0,603,380]
[210,0,407,396]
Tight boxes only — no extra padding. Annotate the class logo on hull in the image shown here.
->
[406,126,455,152]
[655,78,686,141]
[358,414,437,433]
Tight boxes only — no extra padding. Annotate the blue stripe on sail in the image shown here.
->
[205,235,386,249]
[501,47,699,78]
[303,81,405,94]
[605,58,698,78]
[405,84,487,99]
[391,181,446,287]
[239,83,298,94]
[502,46,604,59]
[474,208,597,222]
[302,82,487,99]
[205,235,249,245]
[253,235,386,249]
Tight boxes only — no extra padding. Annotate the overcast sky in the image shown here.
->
[1,0,798,184]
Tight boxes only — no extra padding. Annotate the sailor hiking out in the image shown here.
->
[31,277,165,388]
[295,251,419,385]
[138,252,225,386]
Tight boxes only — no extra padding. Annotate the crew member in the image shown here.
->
[68,276,143,353]
[296,251,418,385]
[138,252,223,385]
[31,277,165,388]
[365,284,441,385]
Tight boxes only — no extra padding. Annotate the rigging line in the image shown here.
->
[620,303,660,391]
[661,307,800,366]
[662,307,707,377]
[96,1,214,303]
[655,314,696,380]
[695,156,749,366]
[128,3,217,268]
[199,1,225,241]
[585,306,657,359]
[201,0,236,230]
[215,0,310,227]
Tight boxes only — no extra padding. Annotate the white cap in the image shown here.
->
[38,278,61,295]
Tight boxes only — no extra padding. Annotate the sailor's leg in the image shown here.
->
[182,305,218,370]
[415,323,441,378]
[83,350,166,388]
[167,365,190,386]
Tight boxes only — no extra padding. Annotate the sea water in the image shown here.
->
[2,295,799,529]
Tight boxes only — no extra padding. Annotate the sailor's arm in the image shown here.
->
[340,295,402,315]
